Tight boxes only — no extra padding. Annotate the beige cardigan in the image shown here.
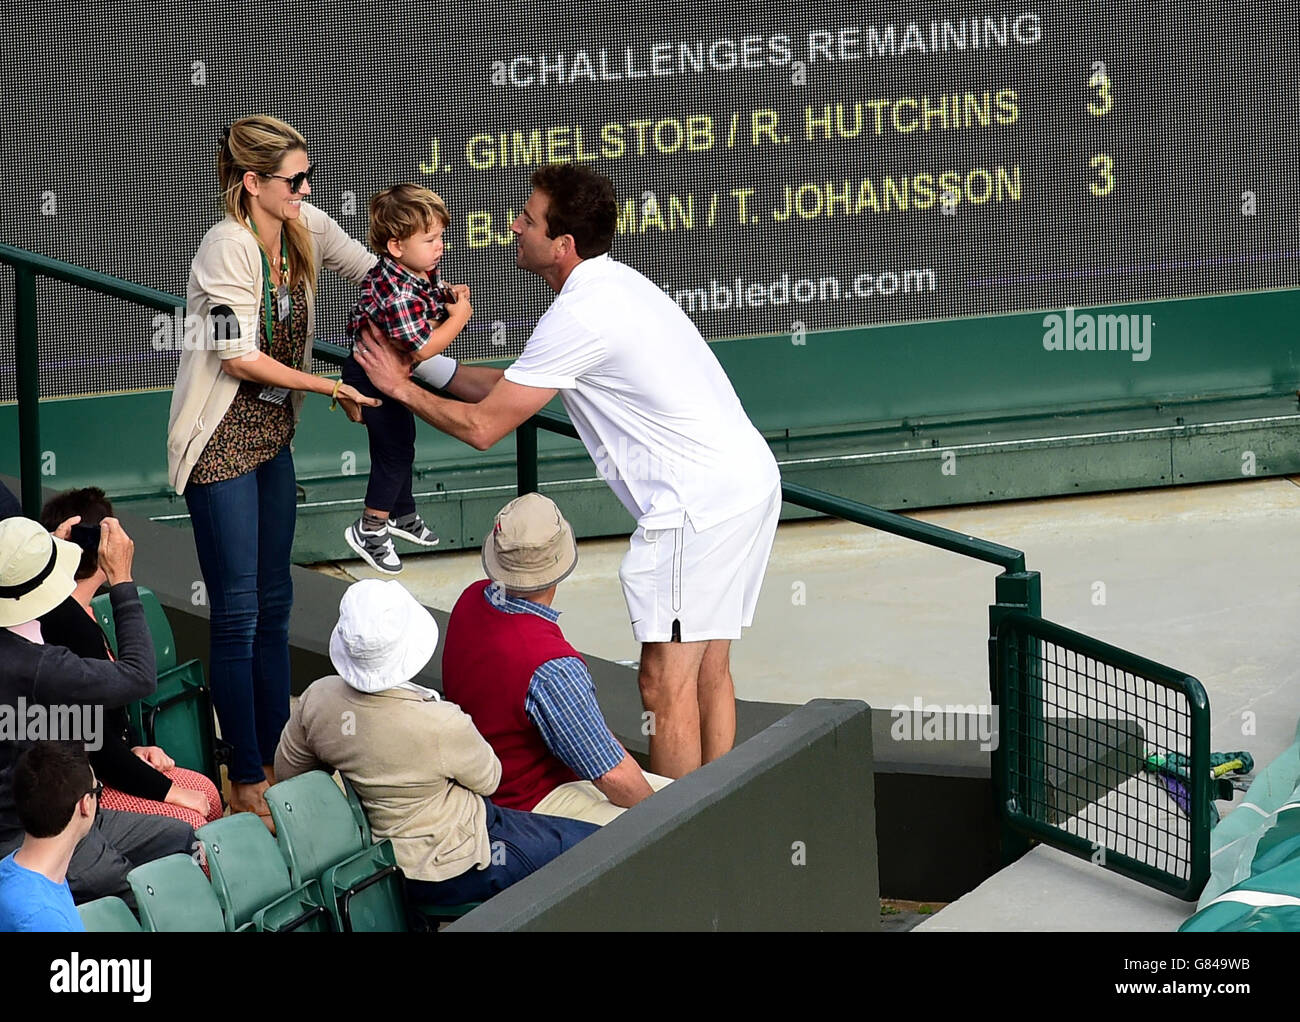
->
[166,203,377,494]
[274,676,504,883]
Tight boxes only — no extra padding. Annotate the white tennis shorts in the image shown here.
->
[619,484,781,644]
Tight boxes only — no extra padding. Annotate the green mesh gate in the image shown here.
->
[994,611,1211,900]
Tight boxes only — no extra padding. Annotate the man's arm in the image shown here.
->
[439,706,502,797]
[33,584,154,708]
[33,520,153,708]
[273,694,325,783]
[527,659,655,809]
[593,751,655,808]
[442,364,505,402]
[354,328,554,451]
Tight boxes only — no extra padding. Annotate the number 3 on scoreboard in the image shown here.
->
[1089,154,1115,197]
[1088,62,1114,115]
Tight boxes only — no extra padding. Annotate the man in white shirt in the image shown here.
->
[354,163,781,778]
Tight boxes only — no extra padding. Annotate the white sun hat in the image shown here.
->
[329,579,439,694]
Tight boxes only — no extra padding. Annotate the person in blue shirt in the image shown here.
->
[0,742,101,932]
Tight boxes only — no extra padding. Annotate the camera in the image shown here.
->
[69,521,101,558]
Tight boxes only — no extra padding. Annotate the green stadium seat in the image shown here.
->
[89,592,115,654]
[129,660,222,790]
[197,814,331,932]
[77,896,142,932]
[338,773,480,928]
[91,585,175,673]
[135,586,178,674]
[411,900,483,928]
[89,587,224,791]
[265,771,408,932]
[321,840,407,933]
[338,773,371,844]
[126,854,225,932]
[254,884,336,934]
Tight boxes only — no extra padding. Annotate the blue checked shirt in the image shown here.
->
[483,582,625,781]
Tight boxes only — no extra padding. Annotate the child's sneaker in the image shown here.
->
[389,512,440,547]
[344,519,402,574]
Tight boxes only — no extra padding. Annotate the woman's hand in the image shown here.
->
[132,746,175,771]
[334,383,378,423]
[354,322,416,398]
[164,784,212,819]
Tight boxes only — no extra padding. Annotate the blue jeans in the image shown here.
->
[406,801,599,906]
[184,445,296,783]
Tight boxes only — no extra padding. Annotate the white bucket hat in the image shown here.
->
[329,579,439,694]
[0,518,80,627]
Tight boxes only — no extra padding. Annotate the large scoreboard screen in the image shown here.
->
[1,0,1296,396]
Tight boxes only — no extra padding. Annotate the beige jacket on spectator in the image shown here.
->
[166,202,377,494]
[274,676,503,883]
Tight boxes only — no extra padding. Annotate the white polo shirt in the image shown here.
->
[505,254,780,532]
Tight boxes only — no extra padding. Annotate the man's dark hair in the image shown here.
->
[40,487,113,580]
[529,164,617,259]
[14,742,93,838]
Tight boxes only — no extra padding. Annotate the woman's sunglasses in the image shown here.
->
[259,162,316,194]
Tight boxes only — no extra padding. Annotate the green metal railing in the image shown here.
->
[996,612,1211,898]
[0,243,183,518]
[3,244,1212,899]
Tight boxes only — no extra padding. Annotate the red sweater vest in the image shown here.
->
[441,580,582,810]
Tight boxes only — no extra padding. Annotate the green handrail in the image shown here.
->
[0,243,182,311]
[514,409,1028,574]
[0,244,184,517]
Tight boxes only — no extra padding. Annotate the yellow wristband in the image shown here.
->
[329,378,343,410]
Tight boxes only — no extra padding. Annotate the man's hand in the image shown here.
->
[133,746,175,771]
[51,516,81,540]
[355,321,415,398]
[98,518,135,586]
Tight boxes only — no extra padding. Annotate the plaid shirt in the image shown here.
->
[346,254,452,354]
[483,582,625,781]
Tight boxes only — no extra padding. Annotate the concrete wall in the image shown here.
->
[448,699,877,932]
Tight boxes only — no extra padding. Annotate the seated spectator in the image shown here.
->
[0,516,196,904]
[442,493,670,825]
[0,743,100,932]
[274,579,598,907]
[37,488,221,832]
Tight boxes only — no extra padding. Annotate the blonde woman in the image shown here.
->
[166,115,380,829]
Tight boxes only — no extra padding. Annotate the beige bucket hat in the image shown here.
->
[481,493,578,594]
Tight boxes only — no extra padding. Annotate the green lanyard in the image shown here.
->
[253,229,291,348]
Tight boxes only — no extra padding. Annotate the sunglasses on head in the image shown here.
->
[259,162,316,194]
[88,779,104,801]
